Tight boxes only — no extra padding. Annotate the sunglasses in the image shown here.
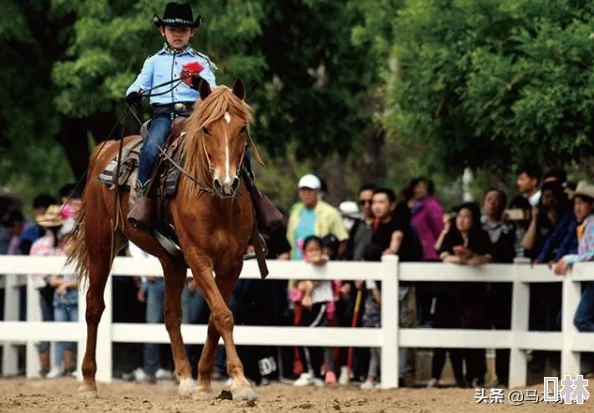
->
[359,199,372,206]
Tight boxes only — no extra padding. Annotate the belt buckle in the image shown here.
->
[174,103,186,111]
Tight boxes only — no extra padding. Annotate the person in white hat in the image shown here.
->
[287,174,349,261]
[339,201,362,232]
[286,173,349,387]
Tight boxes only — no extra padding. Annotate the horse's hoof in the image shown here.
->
[77,385,98,400]
[231,386,257,402]
[192,385,215,401]
[178,378,195,399]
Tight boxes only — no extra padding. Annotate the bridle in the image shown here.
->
[155,120,248,199]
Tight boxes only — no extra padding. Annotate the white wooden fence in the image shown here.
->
[1,255,594,389]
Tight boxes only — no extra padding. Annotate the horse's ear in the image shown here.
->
[199,79,211,100]
[232,78,245,100]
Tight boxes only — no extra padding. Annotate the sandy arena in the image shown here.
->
[0,378,591,412]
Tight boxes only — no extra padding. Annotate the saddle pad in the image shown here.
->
[97,137,184,206]
[97,139,143,191]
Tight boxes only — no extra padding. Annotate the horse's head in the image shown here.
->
[183,78,253,198]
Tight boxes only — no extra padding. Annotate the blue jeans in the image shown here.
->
[182,285,208,324]
[137,114,173,186]
[182,284,209,375]
[144,279,165,376]
[574,282,594,332]
[54,297,78,365]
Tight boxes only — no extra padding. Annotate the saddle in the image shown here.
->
[98,116,187,196]
[97,116,190,263]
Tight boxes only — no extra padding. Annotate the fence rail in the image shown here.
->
[1,255,593,389]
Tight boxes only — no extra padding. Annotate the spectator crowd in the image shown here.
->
[1,164,594,389]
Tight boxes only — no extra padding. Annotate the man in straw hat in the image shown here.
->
[554,181,594,276]
[30,204,66,377]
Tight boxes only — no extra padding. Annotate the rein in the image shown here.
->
[140,73,194,98]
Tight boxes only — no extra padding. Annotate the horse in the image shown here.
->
[67,78,259,402]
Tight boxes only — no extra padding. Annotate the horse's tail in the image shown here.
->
[66,142,107,285]
[67,197,90,286]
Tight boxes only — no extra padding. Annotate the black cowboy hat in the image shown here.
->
[153,2,202,29]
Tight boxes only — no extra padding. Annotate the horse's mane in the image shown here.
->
[180,86,262,198]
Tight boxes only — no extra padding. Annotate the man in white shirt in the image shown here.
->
[516,164,542,207]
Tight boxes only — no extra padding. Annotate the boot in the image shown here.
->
[242,169,283,232]
[127,180,155,232]
[254,192,284,231]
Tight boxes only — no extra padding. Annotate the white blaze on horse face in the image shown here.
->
[224,112,231,185]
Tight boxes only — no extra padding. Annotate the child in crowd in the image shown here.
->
[291,236,334,387]
[321,234,341,385]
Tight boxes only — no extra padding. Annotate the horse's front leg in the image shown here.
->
[187,255,255,402]
[211,264,255,402]
[160,258,193,398]
[196,265,248,398]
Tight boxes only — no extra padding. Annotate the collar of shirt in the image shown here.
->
[157,43,195,56]
[481,215,507,243]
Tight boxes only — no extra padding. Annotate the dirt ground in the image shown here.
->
[0,377,591,413]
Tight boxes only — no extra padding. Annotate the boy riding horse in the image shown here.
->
[126,2,280,233]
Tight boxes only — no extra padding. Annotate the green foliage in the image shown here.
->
[8,0,594,212]
[389,0,594,178]
[1,0,394,210]
[0,0,73,189]
[51,0,384,161]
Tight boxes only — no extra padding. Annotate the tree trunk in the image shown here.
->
[579,155,594,181]
[55,118,91,181]
[355,123,387,185]
[56,112,118,180]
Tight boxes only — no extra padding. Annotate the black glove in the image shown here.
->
[125,91,143,105]
[191,74,205,91]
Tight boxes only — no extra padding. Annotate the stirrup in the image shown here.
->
[244,233,268,261]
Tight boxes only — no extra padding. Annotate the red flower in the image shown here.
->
[181,61,204,86]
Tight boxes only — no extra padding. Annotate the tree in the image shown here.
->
[51,0,384,163]
[389,0,594,178]
[1,0,398,208]
[0,0,75,186]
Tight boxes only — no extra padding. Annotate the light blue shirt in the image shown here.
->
[292,208,317,261]
[126,46,217,106]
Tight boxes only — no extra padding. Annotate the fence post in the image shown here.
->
[380,255,399,389]
[96,275,113,383]
[2,274,20,376]
[509,259,530,388]
[76,280,87,382]
[25,275,43,378]
[561,272,580,378]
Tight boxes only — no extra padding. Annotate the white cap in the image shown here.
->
[340,201,363,221]
[298,174,321,190]
[339,201,360,216]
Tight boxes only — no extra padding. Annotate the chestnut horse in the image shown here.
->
[68,79,258,401]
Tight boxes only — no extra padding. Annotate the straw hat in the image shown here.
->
[36,205,66,228]
[566,181,594,200]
